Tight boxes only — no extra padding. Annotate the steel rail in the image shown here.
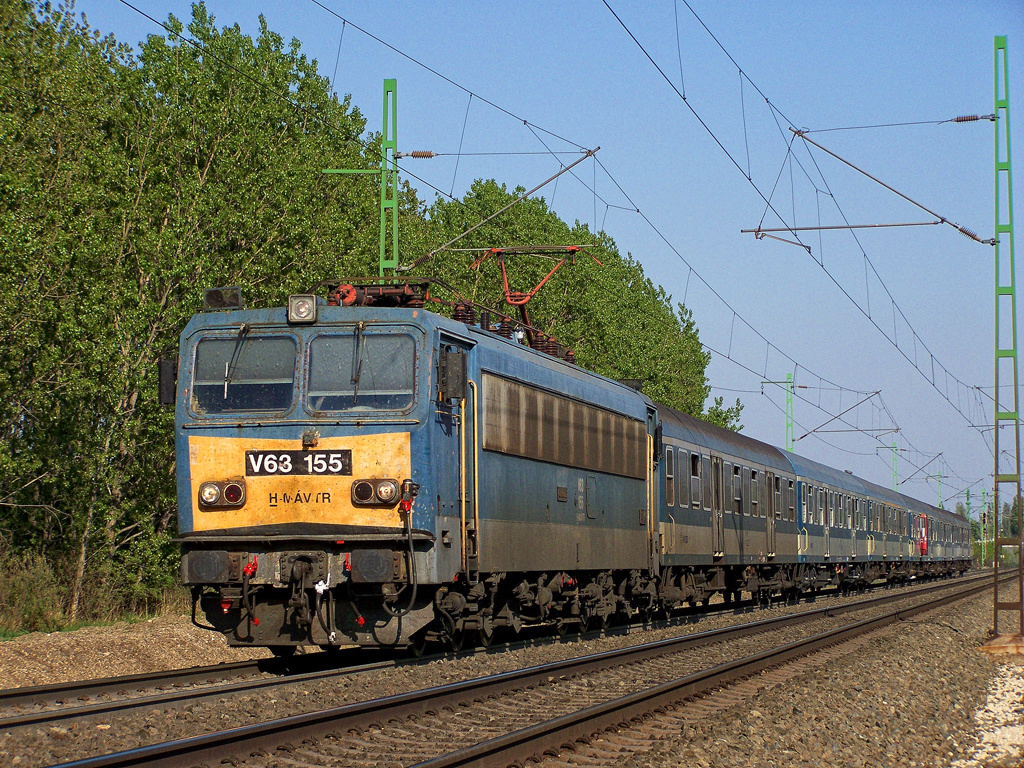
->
[50,572,984,768]
[0,660,264,709]
[5,570,966,727]
[410,575,997,768]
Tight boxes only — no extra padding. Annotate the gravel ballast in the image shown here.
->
[1,578,1018,767]
[0,615,270,690]
[624,591,1024,768]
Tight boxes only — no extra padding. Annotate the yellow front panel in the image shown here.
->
[188,433,411,531]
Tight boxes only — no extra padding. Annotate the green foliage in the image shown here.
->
[0,3,739,632]
[0,2,381,627]
[0,549,66,635]
[417,180,740,424]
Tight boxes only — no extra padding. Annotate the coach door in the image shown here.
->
[646,409,660,579]
[823,491,831,558]
[711,455,725,557]
[765,471,777,557]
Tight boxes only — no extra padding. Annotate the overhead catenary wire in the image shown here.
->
[401,148,599,271]
[601,0,994,448]
[329,20,345,93]
[593,0,991,456]
[115,0,461,209]
[121,0,964,490]
[305,0,587,151]
[805,114,997,133]
[118,0,601,294]
[300,0,921,467]
[792,130,995,245]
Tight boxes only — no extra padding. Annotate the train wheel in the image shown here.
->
[270,646,296,658]
[477,615,496,648]
[447,629,465,653]
[409,630,430,658]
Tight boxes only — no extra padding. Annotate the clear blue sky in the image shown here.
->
[73,0,1024,511]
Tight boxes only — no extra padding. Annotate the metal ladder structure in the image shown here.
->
[991,36,1023,642]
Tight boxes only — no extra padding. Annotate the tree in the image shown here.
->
[0,2,382,620]
[417,180,741,426]
[0,3,741,629]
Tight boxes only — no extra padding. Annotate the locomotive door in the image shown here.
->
[437,336,476,580]
[711,455,724,557]
[765,471,777,557]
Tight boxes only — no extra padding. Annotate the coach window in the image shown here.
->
[665,448,675,507]
[750,470,759,517]
[679,451,690,507]
[731,464,741,514]
[690,454,701,508]
[774,476,783,520]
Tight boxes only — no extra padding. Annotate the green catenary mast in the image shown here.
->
[991,36,1023,641]
[323,79,400,277]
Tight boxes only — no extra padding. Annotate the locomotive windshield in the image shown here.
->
[308,332,415,412]
[192,335,296,414]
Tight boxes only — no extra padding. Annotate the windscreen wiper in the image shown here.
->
[223,323,250,399]
[351,321,365,405]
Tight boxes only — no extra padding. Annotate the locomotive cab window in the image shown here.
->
[192,335,296,414]
[308,332,415,412]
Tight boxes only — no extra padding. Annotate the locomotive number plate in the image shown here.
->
[245,450,352,476]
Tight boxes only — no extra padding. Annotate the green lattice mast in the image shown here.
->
[992,36,1023,639]
[323,79,399,277]
[785,374,794,452]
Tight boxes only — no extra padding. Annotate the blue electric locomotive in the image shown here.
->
[164,282,971,653]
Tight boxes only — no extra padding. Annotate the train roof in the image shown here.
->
[783,452,870,496]
[659,405,793,474]
[854,476,907,507]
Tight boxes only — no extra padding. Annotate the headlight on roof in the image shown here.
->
[288,294,317,324]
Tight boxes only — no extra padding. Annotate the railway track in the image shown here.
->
[44,572,990,768]
[0,572,981,732]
